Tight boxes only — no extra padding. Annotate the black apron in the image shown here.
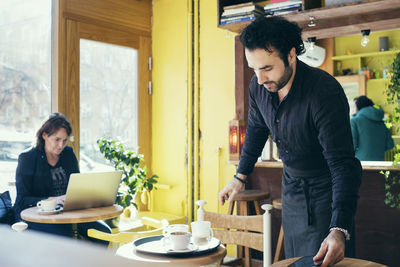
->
[282,167,332,258]
[281,167,355,258]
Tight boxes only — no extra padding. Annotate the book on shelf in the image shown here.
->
[265,2,302,12]
[265,4,302,15]
[222,2,264,16]
[221,10,263,20]
[264,0,302,10]
[222,6,263,16]
[220,14,256,25]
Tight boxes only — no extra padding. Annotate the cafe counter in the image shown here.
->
[242,160,400,267]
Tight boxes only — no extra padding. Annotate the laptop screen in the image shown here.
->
[63,171,122,211]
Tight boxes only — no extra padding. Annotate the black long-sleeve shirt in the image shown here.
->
[237,60,362,230]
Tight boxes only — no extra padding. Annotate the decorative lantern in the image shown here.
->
[229,118,245,161]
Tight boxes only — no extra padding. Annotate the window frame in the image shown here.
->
[52,0,152,169]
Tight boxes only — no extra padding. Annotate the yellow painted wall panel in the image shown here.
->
[152,0,238,218]
[198,0,237,214]
[152,0,190,216]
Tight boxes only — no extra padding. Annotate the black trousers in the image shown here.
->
[281,167,355,258]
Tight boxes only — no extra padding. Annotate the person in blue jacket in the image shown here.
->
[14,113,110,244]
[351,96,394,161]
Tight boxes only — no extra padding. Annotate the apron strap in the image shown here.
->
[302,180,312,226]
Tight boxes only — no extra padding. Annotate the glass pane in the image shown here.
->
[0,0,52,201]
[80,39,138,172]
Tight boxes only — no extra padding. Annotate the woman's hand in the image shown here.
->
[48,195,66,205]
[313,229,345,267]
[218,176,246,206]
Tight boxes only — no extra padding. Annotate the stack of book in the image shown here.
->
[264,0,302,16]
[220,2,264,25]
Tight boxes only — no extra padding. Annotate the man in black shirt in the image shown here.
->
[218,17,361,267]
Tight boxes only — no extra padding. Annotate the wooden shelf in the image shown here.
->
[218,0,400,39]
[332,50,400,61]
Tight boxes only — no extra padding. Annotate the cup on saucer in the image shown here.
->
[163,224,189,235]
[37,198,57,212]
[163,231,192,251]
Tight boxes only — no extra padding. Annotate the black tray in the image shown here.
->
[133,235,220,257]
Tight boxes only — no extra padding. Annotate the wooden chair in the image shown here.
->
[272,198,284,263]
[87,218,168,250]
[204,204,272,267]
[228,189,270,266]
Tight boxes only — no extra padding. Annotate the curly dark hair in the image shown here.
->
[35,113,72,151]
[239,16,305,66]
[354,95,374,111]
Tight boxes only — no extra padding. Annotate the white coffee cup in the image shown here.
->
[163,231,192,250]
[37,198,57,212]
[162,224,189,235]
[191,221,213,246]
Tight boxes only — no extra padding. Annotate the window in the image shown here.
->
[80,39,139,167]
[0,0,52,201]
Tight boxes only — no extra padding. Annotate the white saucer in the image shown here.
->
[166,243,198,254]
[37,206,63,215]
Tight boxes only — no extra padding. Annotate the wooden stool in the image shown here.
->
[273,198,284,263]
[228,189,270,267]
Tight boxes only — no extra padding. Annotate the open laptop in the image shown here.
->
[62,171,122,211]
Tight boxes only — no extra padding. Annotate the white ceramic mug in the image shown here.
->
[162,224,189,235]
[163,231,192,250]
[36,199,57,211]
[191,221,213,246]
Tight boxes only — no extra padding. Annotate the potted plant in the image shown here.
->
[97,137,158,211]
[382,53,400,210]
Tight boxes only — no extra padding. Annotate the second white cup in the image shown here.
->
[191,221,213,246]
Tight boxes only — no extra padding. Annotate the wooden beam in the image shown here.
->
[235,36,252,124]
[219,0,400,40]
[299,9,400,39]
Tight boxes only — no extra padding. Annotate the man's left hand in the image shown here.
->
[313,229,345,267]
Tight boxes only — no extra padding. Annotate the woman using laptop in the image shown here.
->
[14,113,111,244]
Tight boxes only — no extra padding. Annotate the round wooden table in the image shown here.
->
[271,257,388,267]
[116,243,227,266]
[21,204,123,224]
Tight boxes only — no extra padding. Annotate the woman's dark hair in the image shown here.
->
[354,95,374,111]
[35,113,72,151]
[239,16,305,66]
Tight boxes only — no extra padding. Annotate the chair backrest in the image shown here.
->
[87,218,168,249]
[204,211,264,252]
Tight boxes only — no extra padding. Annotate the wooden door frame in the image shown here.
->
[52,0,152,168]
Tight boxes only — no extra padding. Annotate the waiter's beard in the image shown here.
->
[264,64,293,93]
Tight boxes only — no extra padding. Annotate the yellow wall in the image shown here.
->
[152,0,237,218]
[198,0,237,214]
[152,0,190,216]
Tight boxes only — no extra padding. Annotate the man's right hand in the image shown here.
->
[218,176,246,206]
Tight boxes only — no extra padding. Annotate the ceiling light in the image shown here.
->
[361,29,370,47]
